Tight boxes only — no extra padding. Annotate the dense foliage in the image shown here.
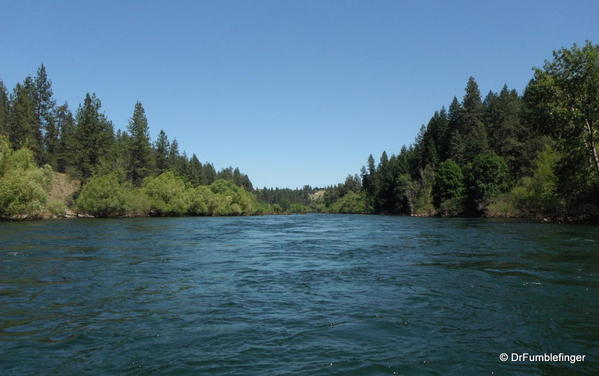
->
[0,66,257,218]
[0,136,52,218]
[332,41,599,220]
[76,172,264,217]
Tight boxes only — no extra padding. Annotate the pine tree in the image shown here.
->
[154,130,170,174]
[34,64,57,166]
[74,93,114,179]
[447,97,465,163]
[202,163,216,184]
[188,154,203,186]
[55,103,75,173]
[8,82,40,158]
[460,77,489,161]
[484,85,524,175]
[0,81,9,137]
[126,102,153,186]
[168,138,180,171]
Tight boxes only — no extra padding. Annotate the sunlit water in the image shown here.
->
[1,214,598,375]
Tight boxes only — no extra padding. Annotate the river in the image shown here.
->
[1,214,597,375]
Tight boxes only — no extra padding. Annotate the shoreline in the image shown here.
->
[3,211,597,225]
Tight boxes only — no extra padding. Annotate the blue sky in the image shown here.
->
[1,0,598,188]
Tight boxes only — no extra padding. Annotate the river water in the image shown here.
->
[1,214,597,375]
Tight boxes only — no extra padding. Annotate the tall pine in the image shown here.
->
[154,130,170,174]
[74,93,113,179]
[0,81,9,137]
[126,102,153,185]
[8,81,40,159]
[33,65,57,166]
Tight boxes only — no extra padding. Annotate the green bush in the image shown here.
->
[329,191,369,213]
[142,171,190,215]
[510,145,564,216]
[76,173,131,217]
[0,138,52,218]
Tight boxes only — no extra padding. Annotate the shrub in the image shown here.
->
[76,173,131,217]
[329,191,369,213]
[142,171,190,215]
[0,139,52,218]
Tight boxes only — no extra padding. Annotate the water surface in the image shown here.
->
[1,215,598,375]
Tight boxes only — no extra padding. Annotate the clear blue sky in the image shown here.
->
[1,0,598,188]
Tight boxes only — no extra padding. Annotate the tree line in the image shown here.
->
[341,41,599,220]
[258,41,599,220]
[1,41,597,220]
[0,66,260,218]
[0,66,252,190]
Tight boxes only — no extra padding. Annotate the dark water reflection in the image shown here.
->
[0,215,598,375]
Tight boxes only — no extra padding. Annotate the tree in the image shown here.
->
[34,65,57,166]
[168,138,180,171]
[433,159,464,215]
[188,154,203,186]
[0,81,9,137]
[524,41,599,188]
[126,102,153,186]
[484,86,526,175]
[154,130,169,174]
[8,82,41,159]
[74,93,114,179]
[460,77,489,161]
[202,163,216,185]
[464,152,509,214]
[447,97,465,163]
[55,103,75,173]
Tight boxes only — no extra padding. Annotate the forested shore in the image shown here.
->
[1,42,598,221]
[263,42,599,222]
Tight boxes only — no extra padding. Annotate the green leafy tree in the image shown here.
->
[524,41,599,209]
[433,159,464,215]
[0,137,52,218]
[464,153,509,214]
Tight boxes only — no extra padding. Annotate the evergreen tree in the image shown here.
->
[34,65,57,166]
[188,154,203,186]
[447,97,465,163]
[8,82,40,159]
[484,85,525,175]
[168,138,180,171]
[154,129,170,174]
[55,103,75,173]
[202,162,216,185]
[0,81,9,136]
[74,93,114,179]
[126,102,153,186]
[460,77,489,161]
